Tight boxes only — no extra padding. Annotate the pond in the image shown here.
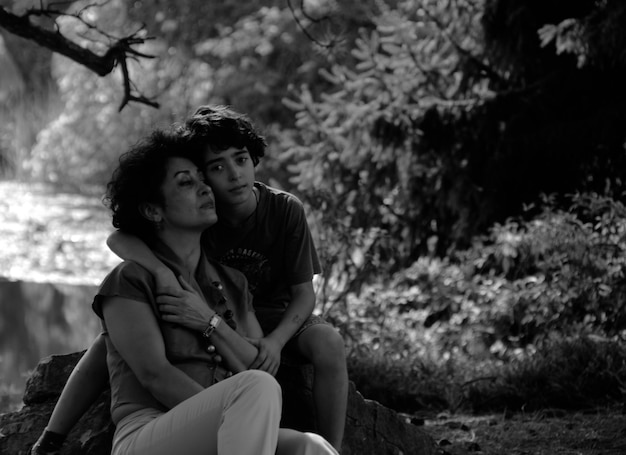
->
[0,280,101,411]
[0,180,119,412]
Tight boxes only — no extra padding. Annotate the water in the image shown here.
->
[0,280,101,412]
[0,180,118,412]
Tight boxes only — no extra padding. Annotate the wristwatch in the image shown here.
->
[202,313,222,339]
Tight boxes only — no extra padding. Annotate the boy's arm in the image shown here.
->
[270,280,316,346]
[107,231,179,293]
[32,334,108,454]
[249,280,315,374]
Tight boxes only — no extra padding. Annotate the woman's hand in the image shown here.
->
[157,276,213,332]
[247,337,282,376]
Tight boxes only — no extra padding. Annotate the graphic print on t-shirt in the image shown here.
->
[218,248,270,295]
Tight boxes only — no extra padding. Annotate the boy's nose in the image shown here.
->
[227,164,240,181]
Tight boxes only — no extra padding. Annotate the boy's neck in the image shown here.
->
[218,187,259,227]
[219,186,259,227]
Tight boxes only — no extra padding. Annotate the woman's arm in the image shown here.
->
[103,297,205,408]
[107,231,179,293]
[158,277,259,372]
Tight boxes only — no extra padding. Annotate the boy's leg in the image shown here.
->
[292,323,348,451]
[32,334,109,454]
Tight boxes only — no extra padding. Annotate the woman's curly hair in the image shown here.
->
[178,105,267,166]
[103,129,196,241]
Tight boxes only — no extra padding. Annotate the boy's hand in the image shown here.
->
[248,337,282,376]
[154,267,181,296]
[157,276,212,332]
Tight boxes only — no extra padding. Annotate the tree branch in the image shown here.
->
[0,6,159,110]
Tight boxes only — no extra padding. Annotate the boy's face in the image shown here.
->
[202,146,256,210]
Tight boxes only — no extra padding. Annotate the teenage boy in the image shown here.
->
[107,105,348,450]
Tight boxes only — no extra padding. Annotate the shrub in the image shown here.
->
[329,193,626,412]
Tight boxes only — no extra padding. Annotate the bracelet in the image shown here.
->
[202,313,222,339]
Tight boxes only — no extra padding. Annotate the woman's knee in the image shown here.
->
[236,369,281,398]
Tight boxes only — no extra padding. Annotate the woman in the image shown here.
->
[93,128,337,455]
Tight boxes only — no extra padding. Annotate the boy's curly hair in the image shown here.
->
[103,129,196,241]
[179,105,267,166]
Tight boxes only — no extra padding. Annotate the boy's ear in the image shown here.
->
[139,202,162,223]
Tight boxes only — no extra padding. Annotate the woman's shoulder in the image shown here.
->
[93,261,155,317]
[97,261,155,295]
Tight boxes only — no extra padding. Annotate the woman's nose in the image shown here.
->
[199,181,213,196]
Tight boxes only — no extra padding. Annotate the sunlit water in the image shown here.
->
[0,180,120,412]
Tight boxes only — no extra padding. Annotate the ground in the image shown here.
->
[1,180,626,455]
[422,408,626,455]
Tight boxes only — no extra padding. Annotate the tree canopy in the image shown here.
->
[1,0,625,272]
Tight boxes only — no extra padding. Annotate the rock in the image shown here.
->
[0,352,113,455]
[1,353,437,455]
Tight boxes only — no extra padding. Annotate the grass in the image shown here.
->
[346,335,626,416]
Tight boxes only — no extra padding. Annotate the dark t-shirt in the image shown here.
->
[202,182,321,317]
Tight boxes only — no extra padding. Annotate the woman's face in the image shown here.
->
[154,157,218,232]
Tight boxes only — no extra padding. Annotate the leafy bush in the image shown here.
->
[326,193,626,412]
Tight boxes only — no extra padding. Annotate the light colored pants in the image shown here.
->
[111,370,338,455]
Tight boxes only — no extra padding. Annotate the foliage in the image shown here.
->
[4,0,375,188]
[21,0,223,189]
[336,193,626,413]
[330,193,626,354]
[287,0,626,291]
[286,0,489,285]
[2,0,626,417]
[483,0,626,77]
[346,333,626,414]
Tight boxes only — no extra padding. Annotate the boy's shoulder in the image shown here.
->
[255,181,304,209]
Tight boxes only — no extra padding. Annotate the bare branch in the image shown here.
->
[116,41,159,111]
[287,0,339,49]
[0,6,159,110]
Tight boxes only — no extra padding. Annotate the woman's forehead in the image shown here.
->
[166,156,198,173]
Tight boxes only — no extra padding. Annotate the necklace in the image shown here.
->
[207,280,236,330]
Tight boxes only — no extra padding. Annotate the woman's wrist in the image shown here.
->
[201,313,222,339]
